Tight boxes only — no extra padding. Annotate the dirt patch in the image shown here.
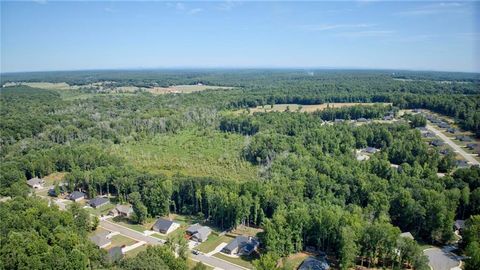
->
[147,85,233,95]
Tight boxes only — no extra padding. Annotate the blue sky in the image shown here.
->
[1,1,479,73]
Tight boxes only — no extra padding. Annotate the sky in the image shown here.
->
[1,1,479,73]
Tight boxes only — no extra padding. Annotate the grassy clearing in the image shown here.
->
[110,129,258,182]
[230,225,263,237]
[238,102,392,114]
[110,234,137,247]
[196,234,234,253]
[213,253,256,269]
[148,85,233,95]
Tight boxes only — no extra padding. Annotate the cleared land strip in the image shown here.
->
[99,220,246,270]
[426,124,479,166]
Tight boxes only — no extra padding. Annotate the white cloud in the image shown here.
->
[300,23,373,32]
[217,1,241,11]
[396,2,467,16]
[188,8,203,15]
[337,30,394,38]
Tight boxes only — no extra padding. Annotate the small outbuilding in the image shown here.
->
[363,147,379,154]
[454,220,465,233]
[399,232,414,240]
[430,140,444,147]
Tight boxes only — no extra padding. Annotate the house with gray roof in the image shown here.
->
[221,236,259,256]
[456,135,473,142]
[363,147,379,154]
[89,197,110,208]
[90,231,111,248]
[299,257,330,270]
[68,191,86,202]
[456,160,469,168]
[455,220,465,232]
[430,140,444,147]
[110,204,133,218]
[152,218,180,235]
[27,177,44,189]
[186,223,212,242]
[107,246,124,262]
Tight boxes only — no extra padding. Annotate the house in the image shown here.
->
[298,257,330,270]
[383,115,394,121]
[438,122,450,129]
[90,231,111,248]
[363,147,379,154]
[466,143,478,150]
[334,119,344,123]
[456,160,469,168]
[152,218,180,235]
[109,204,134,218]
[399,232,414,240]
[89,197,110,208]
[26,177,44,189]
[186,224,212,242]
[68,191,86,202]
[416,127,428,132]
[439,149,451,155]
[357,118,368,122]
[430,140,444,147]
[221,236,259,256]
[456,135,473,142]
[107,246,124,262]
[423,132,435,138]
[447,128,458,134]
[454,220,465,233]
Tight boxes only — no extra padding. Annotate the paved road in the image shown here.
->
[426,124,480,166]
[100,219,247,270]
[424,247,461,270]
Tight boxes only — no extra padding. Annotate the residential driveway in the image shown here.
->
[426,124,479,166]
[424,247,461,270]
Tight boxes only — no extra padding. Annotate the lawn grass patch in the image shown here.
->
[110,234,136,247]
[196,234,234,254]
[213,252,256,269]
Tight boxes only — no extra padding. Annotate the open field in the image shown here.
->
[147,85,233,95]
[239,102,392,114]
[110,130,258,182]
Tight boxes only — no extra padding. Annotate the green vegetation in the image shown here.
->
[213,253,256,269]
[1,70,479,269]
[196,234,234,253]
[111,129,258,181]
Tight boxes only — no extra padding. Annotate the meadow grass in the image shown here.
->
[110,129,258,182]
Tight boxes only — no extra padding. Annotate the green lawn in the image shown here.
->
[110,234,136,247]
[111,216,151,233]
[124,244,149,258]
[87,203,114,216]
[213,253,256,269]
[196,234,234,253]
[110,129,258,182]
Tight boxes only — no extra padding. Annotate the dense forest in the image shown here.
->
[0,70,479,269]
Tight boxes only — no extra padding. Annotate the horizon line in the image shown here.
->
[2,66,480,75]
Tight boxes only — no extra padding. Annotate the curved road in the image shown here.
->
[426,124,479,166]
[99,219,247,270]
[424,247,461,270]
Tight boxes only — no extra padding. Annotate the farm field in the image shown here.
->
[147,84,233,94]
[240,102,392,114]
[110,129,258,182]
